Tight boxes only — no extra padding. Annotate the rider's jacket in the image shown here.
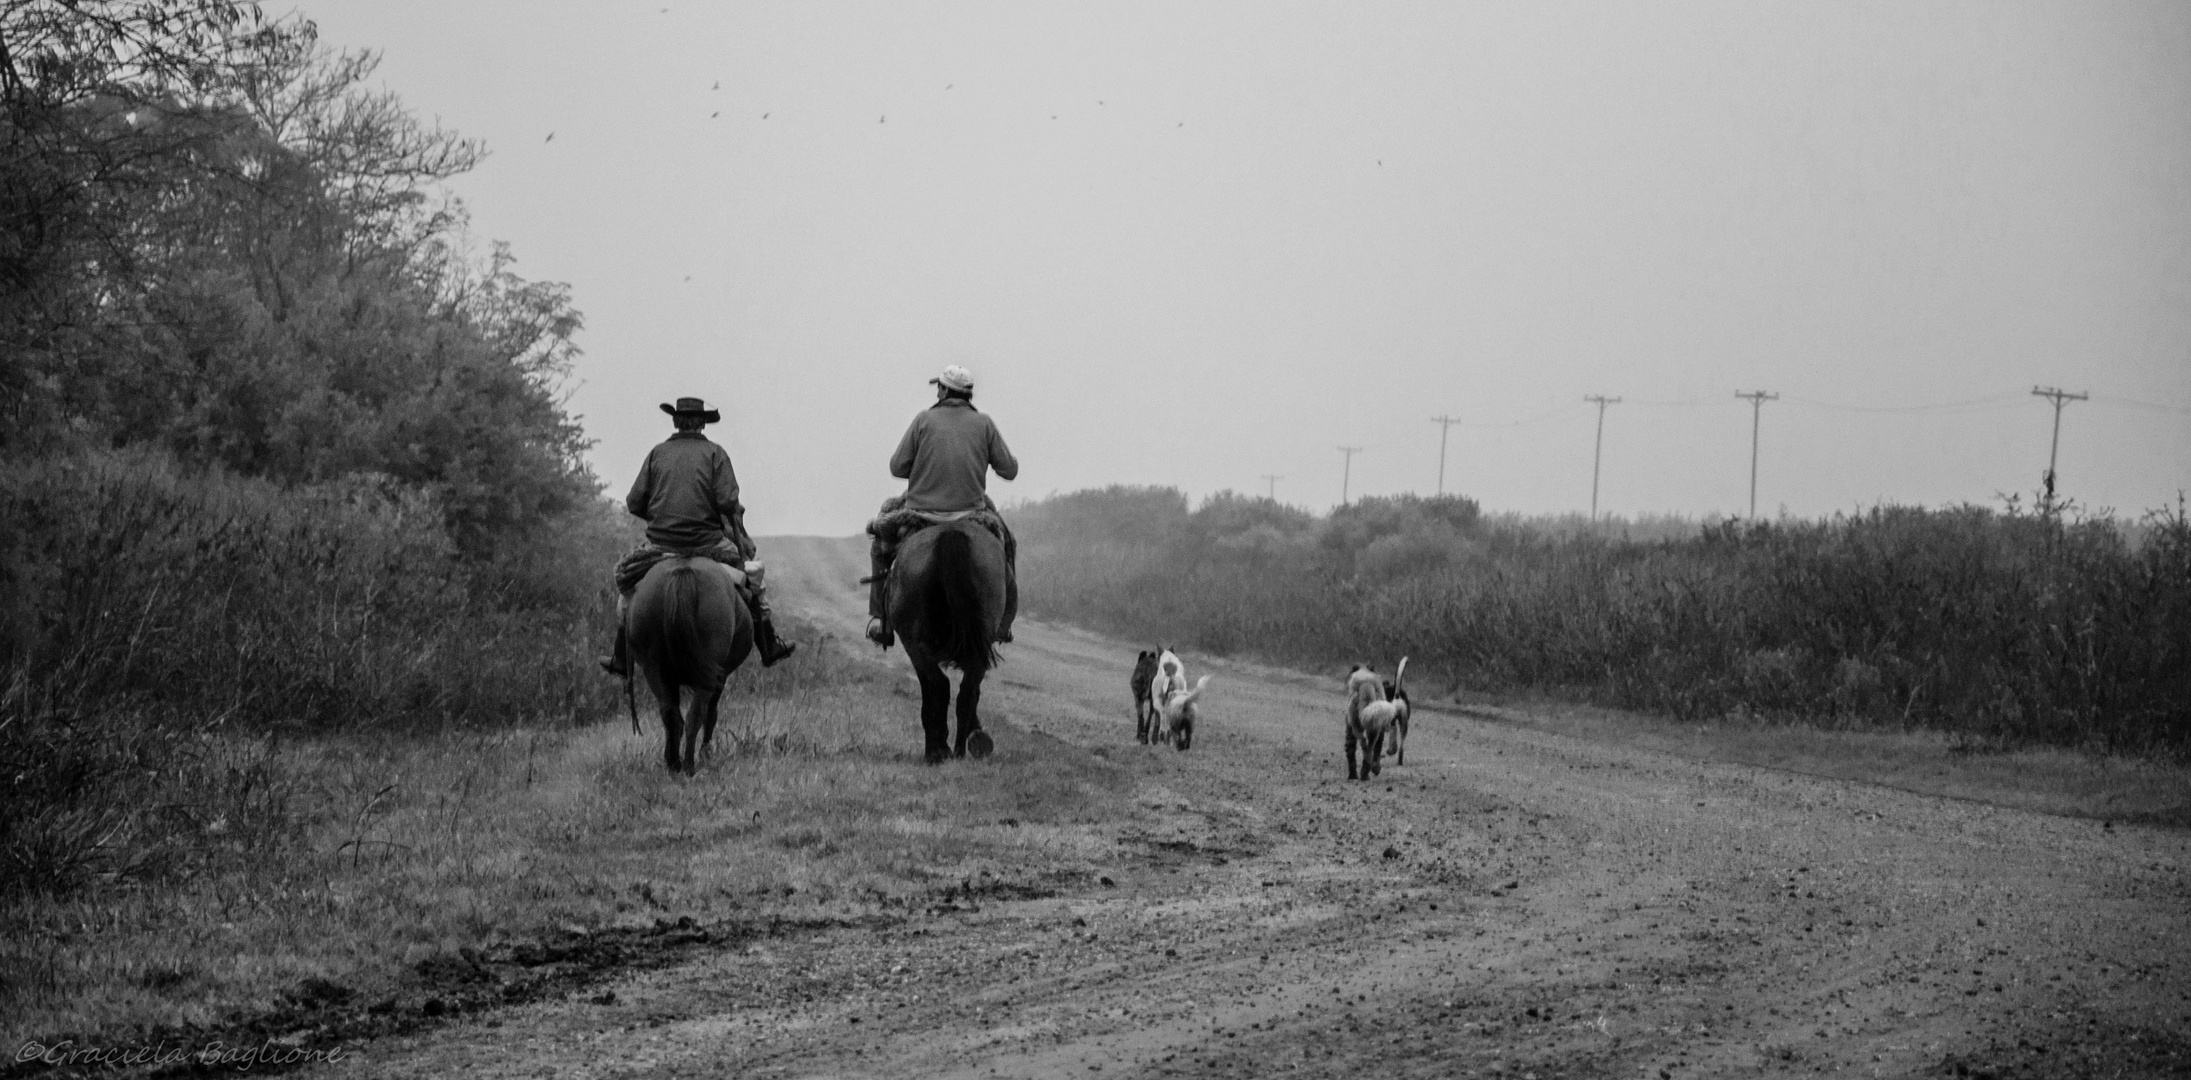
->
[626,432,747,550]
[890,397,1018,512]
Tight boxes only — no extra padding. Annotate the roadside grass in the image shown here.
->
[0,637,1140,1049]
[1438,689,2191,826]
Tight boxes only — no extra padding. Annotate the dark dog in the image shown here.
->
[1131,649,1160,743]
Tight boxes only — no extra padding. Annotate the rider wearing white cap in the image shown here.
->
[866,365,1019,646]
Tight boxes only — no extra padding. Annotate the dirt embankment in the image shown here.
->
[224,537,2191,1077]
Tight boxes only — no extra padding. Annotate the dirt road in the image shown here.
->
[334,536,2191,1078]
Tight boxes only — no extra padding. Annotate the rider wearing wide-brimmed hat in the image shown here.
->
[865,365,1019,647]
[600,397,797,675]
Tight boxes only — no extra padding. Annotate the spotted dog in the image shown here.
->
[1130,649,1160,744]
[1381,656,1411,766]
[1346,663,1399,781]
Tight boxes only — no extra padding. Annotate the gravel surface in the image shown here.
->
[323,537,2191,1079]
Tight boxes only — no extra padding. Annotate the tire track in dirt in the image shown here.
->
[323,536,2191,1079]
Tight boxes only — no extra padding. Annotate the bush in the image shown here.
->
[0,448,633,898]
[1016,487,2191,755]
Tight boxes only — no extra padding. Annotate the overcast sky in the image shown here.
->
[301,1,2190,535]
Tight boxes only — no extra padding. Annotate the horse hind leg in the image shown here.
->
[695,688,723,765]
[659,684,686,772]
[680,691,708,776]
[912,655,953,764]
[955,667,992,759]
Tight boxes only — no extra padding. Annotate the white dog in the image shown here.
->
[1346,663,1398,781]
[1156,674,1210,752]
[1382,657,1411,767]
[1147,649,1209,749]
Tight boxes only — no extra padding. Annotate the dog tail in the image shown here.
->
[1177,674,1211,707]
[1392,656,1408,699]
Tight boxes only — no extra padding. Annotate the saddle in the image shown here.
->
[865,495,1008,549]
[614,543,749,597]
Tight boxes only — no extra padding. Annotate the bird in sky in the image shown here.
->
[711,111,719,118]
[1097,100,1105,106]
[762,112,769,119]
[544,131,554,142]
[711,81,719,90]
[880,115,886,123]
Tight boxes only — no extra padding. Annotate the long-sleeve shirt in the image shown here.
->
[625,432,747,550]
[889,397,1018,512]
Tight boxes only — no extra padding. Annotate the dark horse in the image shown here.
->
[888,520,1007,764]
[627,558,754,773]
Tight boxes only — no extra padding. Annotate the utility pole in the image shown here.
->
[1583,395,1620,521]
[2030,386,2088,505]
[1337,446,1363,507]
[1428,415,1461,496]
[1259,474,1283,501]
[1735,390,1778,519]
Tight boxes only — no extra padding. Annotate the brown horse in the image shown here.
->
[627,558,754,773]
[888,520,1007,764]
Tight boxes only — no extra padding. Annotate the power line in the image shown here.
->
[1259,473,1282,501]
[1428,415,1460,495]
[1781,390,2026,414]
[1583,395,1620,520]
[2031,385,2088,504]
[2091,393,2191,415]
[1472,403,1587,428]
[1337,446,1363,507]
[1735,391,1778,519]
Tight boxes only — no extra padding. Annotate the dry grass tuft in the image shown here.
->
[0,640,1137,1047]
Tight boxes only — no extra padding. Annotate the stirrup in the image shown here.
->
[866,617,893,648]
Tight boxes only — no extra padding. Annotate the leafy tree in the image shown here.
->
[2,1,597,548]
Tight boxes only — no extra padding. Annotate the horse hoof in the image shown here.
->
[924,747,951,766]
[965,731,994,759]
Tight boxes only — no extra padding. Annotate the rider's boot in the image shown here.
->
[748,584,798,666]
[865,542,895,648]
[755,613,797,666]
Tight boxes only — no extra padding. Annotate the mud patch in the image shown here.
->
[2,915,893,1080]
[1120,835,1258,869]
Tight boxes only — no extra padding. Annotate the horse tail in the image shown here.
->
[651,563,711,690]
[929,526,996,671]
[1392,656,1408,699]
